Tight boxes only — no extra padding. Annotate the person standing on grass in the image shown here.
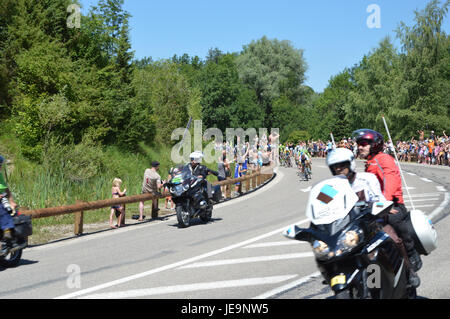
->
[110,178,126,229]
[139,161,163,221]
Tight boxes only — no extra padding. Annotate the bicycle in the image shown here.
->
[300,162,312,181]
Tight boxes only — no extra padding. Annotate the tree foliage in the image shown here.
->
[0,0,448,166]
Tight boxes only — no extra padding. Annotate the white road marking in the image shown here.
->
[178,253,314,269]
[81,275,299,299]
[253,271,321,299]
[436,186,446,192]
[300,186,312,192]
[55,217,311,299]
[428,191,450,220]
[420,177,433,183]
[406,172,417,176]
[408,193,441,198]
[243,241,307,249]
[406,204,436,209]
[405,198,439,203]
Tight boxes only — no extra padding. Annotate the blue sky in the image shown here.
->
[79,0,449,93]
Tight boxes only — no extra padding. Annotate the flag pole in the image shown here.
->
[381,116,415,210]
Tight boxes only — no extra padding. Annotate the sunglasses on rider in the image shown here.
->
[330,162,350,170]
[357,140,371,147]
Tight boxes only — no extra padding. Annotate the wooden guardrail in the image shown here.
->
[21,164,275,236]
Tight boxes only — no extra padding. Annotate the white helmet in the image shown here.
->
[326,147,356,174]
[189,151,204,163]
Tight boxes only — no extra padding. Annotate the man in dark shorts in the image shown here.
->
[139,161,163,220]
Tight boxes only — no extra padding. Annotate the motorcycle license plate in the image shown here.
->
[330,275,346,287]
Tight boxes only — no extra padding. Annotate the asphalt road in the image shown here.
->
[0,158,448,300]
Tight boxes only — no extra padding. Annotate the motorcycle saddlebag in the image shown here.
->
[407,209,437,255]
[212,185,222,202]
[13,214,33,237]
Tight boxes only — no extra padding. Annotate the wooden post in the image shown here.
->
[256,170,261,187]
[151,197,159,219]
[74,200,83,236]
[225,183,231,199]
[245,176,250,193]
[121,204,126,225]
[252,172,256,190]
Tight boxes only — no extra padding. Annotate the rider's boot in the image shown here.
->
[1,228,13,256]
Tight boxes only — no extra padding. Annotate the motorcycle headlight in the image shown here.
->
[335,227,364,256]
[312,240,332,260]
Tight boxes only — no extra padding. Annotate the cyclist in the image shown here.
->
[299,151,312,179]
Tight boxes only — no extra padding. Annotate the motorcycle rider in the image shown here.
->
[352,129,422,285]
[186,151,219,205]
[0,155,17,255]
[326,147,420,288]
[326,147,385,203]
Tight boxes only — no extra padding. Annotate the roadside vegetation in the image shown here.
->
[0,0,447,237]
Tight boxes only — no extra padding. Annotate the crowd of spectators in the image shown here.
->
[392,130,449,166]
[291,130,450,167]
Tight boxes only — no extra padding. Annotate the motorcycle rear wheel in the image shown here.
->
[200,208,212,223]
[176,206,190,228]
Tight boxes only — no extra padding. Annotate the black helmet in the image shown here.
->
[352,129,384,155]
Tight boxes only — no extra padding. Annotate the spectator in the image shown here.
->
[233,156,242,197]
[217,153,230,195]
[110,178,126,229]
[139,161,163,221]
[164,168,176,210]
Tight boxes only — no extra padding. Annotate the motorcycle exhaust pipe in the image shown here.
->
[7,242,27,255]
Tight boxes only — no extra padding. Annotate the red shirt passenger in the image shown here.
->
[352,129,421,288]
[365,152,404,204]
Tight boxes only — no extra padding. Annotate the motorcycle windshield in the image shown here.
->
[306,176,359,225]
[171,173,183,185]
[181,165,193,186]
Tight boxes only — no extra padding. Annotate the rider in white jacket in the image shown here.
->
[326,148,385,203]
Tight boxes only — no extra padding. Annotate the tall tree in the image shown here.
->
[392,0,449,138]
[345,37,399,135]
[236,36,307,127]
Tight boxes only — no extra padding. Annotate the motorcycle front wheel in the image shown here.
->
[0,249,22,268]
[176,205,190,228]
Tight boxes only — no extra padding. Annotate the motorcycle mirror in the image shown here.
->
[371,201,393,216]
[283,225,312,242]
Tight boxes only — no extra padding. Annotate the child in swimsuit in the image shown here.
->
[110,178,126,228]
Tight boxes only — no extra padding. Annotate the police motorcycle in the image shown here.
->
[0,198,32,268]
[165,166,220,228]
[283,177,437,299]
